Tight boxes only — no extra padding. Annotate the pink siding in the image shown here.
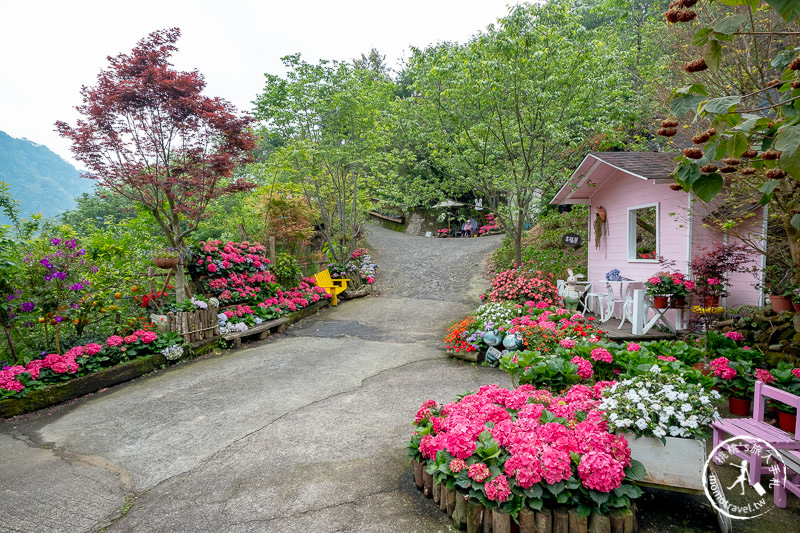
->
[689,201,764,308]
[588,172,690,285]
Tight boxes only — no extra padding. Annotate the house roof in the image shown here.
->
[550,152,678,205]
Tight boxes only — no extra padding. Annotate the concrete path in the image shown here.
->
[0,226,508,533]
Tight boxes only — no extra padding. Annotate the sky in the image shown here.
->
[1,0,516,168]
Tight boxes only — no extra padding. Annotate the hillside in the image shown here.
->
[0,130,91,223]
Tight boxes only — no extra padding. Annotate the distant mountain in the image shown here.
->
[0,130,92,224]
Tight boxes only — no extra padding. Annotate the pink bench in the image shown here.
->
[711,381,800,508]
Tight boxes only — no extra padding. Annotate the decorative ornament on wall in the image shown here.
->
[594,205,608,249]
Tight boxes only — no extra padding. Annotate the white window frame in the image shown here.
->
[627,202,659,263]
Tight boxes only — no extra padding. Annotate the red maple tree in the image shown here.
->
[56,28,255,301]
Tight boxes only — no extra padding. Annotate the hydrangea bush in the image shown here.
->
[407,384,645,519]
[482,265,559,306]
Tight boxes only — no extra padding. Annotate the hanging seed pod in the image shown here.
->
[701,164,718,173]
[679,10,698,22]
[723,158,741,166]
[720,166,737,173]
[766,168,787,179]
[742,149,758,159]
[684,147,704,159]
[792,81,800,90]
[763,150,781,160]
[669,183,684,191]
[768,79,783,88]
[790,57,800,71]
[680,0,698,6]
[657,128,678,137]
[705,128,717,137]
[692,133,709,144]
[661,119,679,128]
[741,167,757,175]
[665,9,681,23]
[684,59,708,73]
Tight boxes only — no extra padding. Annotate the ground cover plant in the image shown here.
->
[407,384,646,521]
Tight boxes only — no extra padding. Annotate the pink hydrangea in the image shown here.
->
[449,458,467,473]
[657,355,677,362]
[559,338,576,349]
[725,331,744,341]
[626,342,641,352]
[106,335,124,347]
[578,451,626,492]
[590,348,612,363]
[570,356,594,379]
[83,343,103,355]
[484,475,512,502]
[755,368,775,384]
[793,368,800,379]
[468,462,491,482]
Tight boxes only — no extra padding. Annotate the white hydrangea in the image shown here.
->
[161,344,184,361]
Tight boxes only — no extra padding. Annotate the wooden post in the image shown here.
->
[568,509,588,533]
[492,508,511,533]
[237,222,248,241]
[412,460,423,490]
[630,503,638,533]
[147,266,156,294]
[553,507,569,533]
[483,507,493,533]
[423,470,433,498]
[269,236,276,265]
[446,486,456,518]
[535,508,552,533]
[466,500,484,533]
[609,509,633,533]
[440,485,449,513]
[589,513,611,533]
[519,508,536,533]
[432,481,441,505]
[452,491,468,530]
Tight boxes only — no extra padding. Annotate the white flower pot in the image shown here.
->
[619,432,706,491]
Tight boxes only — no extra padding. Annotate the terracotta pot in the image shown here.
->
[793,302,800,313]
[728,397,751,416]
[770,295,793,313]
[653,295,669,309]
[704,295,720,307]
[153,256,179,269]
[670,295,686,308]
[778,410,797,433]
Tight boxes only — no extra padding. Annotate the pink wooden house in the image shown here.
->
[551,152,764,331]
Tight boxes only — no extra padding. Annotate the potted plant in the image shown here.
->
[152,247,182,270]
[709,357,758,415]
[599,367,720,490]
[690,243,753,307]
[771,362,800,432]
[644,272,691,308]
[760,264,795,313]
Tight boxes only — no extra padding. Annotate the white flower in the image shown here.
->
[669,425,682,436]
[649,364,661,374]
[652,426,667,438]
[161,344,184,361]
[635,418,649,430]
[681,403,693,412]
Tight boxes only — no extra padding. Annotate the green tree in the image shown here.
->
[253,54,394,261]
[409,1,635,264]
[664,1,800,280]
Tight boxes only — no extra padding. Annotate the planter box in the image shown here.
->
[620,432,706,491]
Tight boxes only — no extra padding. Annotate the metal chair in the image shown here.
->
[584,283,615,322]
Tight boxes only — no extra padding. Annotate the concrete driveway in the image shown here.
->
[0,226,509,532]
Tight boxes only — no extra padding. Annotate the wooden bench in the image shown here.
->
[313,269,349,306]
[711,381,800,508]
[223,317,289,348]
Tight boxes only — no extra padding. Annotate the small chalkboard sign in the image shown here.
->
[485,346,503,366]
[562,233,583,248]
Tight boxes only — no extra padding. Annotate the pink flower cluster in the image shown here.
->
[590,348,613,363]
[710,357,737,380]
[1,351,81,392]
[413,384,629,500]
[106,330,158,347]
[485,265,559,306]
[198,240,270,273]
[257,279,329,314]
[571,356,594,379]
[754,368,775,384]
[725,331,744,341]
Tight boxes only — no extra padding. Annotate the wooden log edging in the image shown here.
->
[0,301,331,418]
[414,465,638,533]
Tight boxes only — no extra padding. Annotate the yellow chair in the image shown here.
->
[313,269,349,306]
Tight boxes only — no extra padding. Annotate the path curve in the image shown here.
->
[0,226,508,533]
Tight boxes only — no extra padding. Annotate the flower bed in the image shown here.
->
[407,384,645,526]
[0,330,183,399]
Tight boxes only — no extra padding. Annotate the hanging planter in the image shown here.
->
[153,256,180,269]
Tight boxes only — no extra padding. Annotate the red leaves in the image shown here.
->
[57,28,255,232]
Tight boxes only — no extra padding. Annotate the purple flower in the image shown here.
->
[69,283,84,291]
[54,316,64,323]
[70,304,80,309]
[20,302,34,312]
[65,239,77,249]
[91,266,99,273]
[51,238,61,246]
[53,272,68,280]
[40,258,53,269]
[44,274,52,281]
